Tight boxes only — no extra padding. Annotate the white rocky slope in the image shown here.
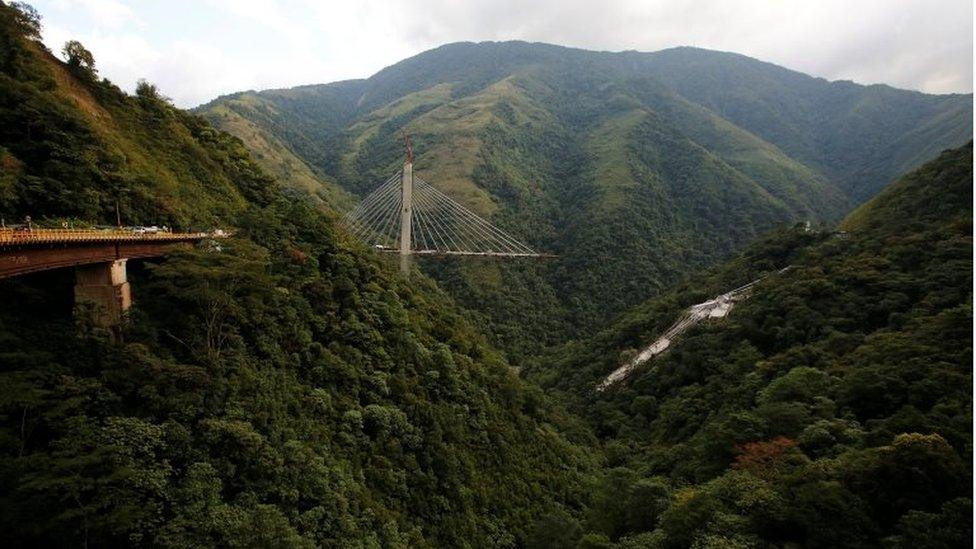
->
[597,268,790,391]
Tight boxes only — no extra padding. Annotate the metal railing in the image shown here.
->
[0,228,221,246]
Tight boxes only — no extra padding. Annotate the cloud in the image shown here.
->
[47,0,138,29]
[371,0,972,94]
[28,0,974,107]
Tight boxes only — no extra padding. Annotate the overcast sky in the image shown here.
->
[30,0,974,108]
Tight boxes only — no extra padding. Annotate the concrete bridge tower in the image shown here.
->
[399,135,414,275]
[341,134,548,265]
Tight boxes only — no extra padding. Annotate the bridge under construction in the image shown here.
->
[343,137,552,274]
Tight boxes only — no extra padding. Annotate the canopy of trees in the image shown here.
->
[0,5,595,546]
[0,3,970,547]
[526,143,973,547]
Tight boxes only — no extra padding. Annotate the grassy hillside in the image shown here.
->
[0,5,595,546]
[199,41,971,359]
[200,95,354,210]
[0,21,275,228]
[525,142,972,546]
[840,142,973,234]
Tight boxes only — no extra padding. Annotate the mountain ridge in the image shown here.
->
[199,40,970,358]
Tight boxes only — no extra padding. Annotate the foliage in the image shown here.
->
[62,39,95,74]
[0,3,273,228]
[0,7,596,546]
[529,143,973,546]
[7,1,36,38]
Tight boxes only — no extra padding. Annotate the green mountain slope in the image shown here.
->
[526,142,972,546]
[640,46,973,202]
[1,5,970,546]
[199,41,971,358]
[0,6,594,546]
[201,94,354,210]
[0,41,272,228]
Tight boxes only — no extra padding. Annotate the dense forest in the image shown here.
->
[0,2,972,547]
[0,5,596,546]
[199,41,972,361]
[525,143,972,547]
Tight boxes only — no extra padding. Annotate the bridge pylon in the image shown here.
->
[342,139,553,268]
[399,160,412,275]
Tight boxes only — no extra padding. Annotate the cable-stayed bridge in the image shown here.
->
[343,141,552,273]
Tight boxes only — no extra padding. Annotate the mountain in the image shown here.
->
[199,41,972,358]
[1,3,971,546]
[635,47,973,202]
[525,142,972,546]
[198,88,356,211]
[0,6,594,546]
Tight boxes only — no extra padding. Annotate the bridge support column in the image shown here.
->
[399,161,413,276]
[74,259,131,326]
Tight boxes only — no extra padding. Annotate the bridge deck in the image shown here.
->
[0,229,223,278]
[0,228,214,247]
[372,246,556,258]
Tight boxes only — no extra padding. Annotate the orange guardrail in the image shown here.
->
[0,228,222,246]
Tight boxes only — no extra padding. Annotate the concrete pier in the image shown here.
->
[74,259,131,326]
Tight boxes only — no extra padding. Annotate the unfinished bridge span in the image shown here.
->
[343,136,553,274]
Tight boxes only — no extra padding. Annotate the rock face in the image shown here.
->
[597,268,789,391]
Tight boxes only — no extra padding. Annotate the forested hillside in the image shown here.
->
[0,11,276,229]
[1,3,971,546]
[525,143,973,547]
[200,41,972,358]
[0,5,595,546]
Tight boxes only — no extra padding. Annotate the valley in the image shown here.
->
[0,3,971,547]
[199,41,972,360]
[524,143,973,546]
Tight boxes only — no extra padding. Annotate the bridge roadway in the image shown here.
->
[0,228,213,278]
[0,228,218,327]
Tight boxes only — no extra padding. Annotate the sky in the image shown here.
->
[29,0,974,108]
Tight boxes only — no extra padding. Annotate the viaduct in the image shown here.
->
[1,228,217,326]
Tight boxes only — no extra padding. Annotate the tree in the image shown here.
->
[625,477,671,533]
[526,509,582,549]
[9,2,41,39]
[886,498,972,549]
[62,40,96,73]
[135,79,171,105]
[839,433,967,527]
[586,467,638,539]
[135,79,159,98]
[732,436,800,478]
